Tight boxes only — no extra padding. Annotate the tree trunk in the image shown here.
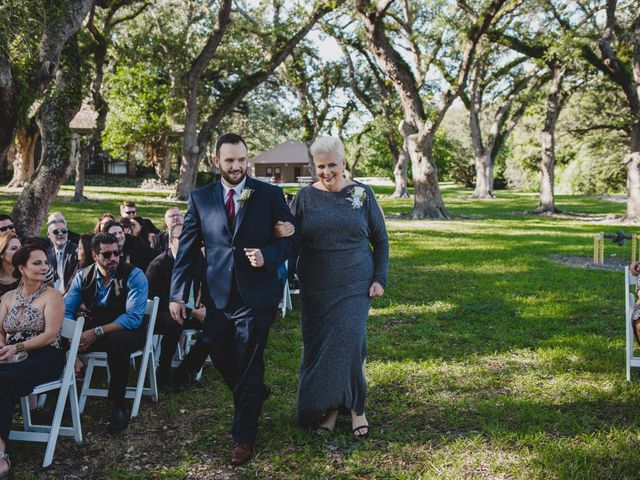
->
[537,65,564,213]
[8,125,38,188]
[0,54,17,169]
[408,129,449,219]
[66,132,80,177]
[624,121,640,221]
[472,152,494,198]
[12,37,83,237]
[392,147,409,198]
[74,144,88,201]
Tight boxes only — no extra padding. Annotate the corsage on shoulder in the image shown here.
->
[347,185,367,209]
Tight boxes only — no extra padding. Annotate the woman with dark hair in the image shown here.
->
[0,232,20,298]
[131,215,154,247]
[94,213,115,235]
[0,244,65,476]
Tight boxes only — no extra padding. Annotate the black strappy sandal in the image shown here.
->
[352,424,369,438]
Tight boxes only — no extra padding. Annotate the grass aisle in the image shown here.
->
[2,185,638,479]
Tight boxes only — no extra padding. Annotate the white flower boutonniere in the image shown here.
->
[347,185,367,209]
[238,188,254,207]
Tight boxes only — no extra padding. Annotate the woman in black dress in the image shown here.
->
[0,244,65,476]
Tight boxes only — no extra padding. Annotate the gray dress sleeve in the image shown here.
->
[365,185,389,288]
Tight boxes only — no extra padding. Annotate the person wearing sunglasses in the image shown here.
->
[47,211,80,245]
[46,219,78,294]
[63,232,149,433]
[119,201,160,237]
[0,215,15,235]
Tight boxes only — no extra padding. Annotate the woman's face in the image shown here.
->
[77,242,85,266]
[2,238,21,265]
[130,219,141,236]
[19,250,49,282]
[314,152,345,191]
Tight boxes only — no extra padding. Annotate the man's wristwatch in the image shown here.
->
[94,326,105,337]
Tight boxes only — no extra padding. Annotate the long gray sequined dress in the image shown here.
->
[293,183,389,425]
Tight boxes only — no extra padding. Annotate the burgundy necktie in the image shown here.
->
[225,189,235,224]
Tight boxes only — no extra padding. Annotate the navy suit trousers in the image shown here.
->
[181,287,275,444]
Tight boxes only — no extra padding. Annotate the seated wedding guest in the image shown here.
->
[131,216,154,247]
[0,243,65,476]
[94,213,115,235]
[120,201,159,235]
[46,219,78,293]
[76,234,94,270]
[47,211,80,244]
[150,207,183,257]
[146,224,205,389]
[0,233,20,298]
[64,232,148,433]
[0,215,15,235]
[103,220,151,271]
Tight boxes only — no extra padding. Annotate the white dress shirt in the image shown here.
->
[221,176,247,214]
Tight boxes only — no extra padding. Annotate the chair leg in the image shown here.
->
[131,355,147,418]
[69,380,83,443]
[21,396,32,431]
[79,358,96,414]
[42,379,70,468]
[148,352,158,402]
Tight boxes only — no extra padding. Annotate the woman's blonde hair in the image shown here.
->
[310,136,346,161]
[0,231,19,256]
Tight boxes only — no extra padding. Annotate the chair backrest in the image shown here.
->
[144,297,160,347]
[62,316,85,377]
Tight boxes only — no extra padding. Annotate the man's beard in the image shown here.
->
[221,169,246,186]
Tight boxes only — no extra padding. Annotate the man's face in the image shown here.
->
[107,226,126,249]
[47,221,68,249]
[92,242,120,274]
[0,218,15,233]
[121,205,137,217]
[214,142,248,186]
[165,208,183,229]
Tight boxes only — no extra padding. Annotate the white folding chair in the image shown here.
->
[79,297,160,417]
[625,267,640,380]
[9,316,85,467]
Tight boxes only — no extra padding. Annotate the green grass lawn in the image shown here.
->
[2,183,639,479]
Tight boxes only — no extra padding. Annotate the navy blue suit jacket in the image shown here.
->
[170,176,299,310]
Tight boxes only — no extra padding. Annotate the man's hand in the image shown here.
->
[632,261,640,276]
[78,329,97,352]
[170,301,186,326]
[369,281,385,298]
[244,248,264,267]
[0,344,17,361]
[274,221,295,238]
[190,305,206,323]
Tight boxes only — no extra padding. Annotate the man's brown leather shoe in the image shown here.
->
[231,443,253,466]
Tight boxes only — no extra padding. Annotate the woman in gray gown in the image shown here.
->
[293,136,389,437]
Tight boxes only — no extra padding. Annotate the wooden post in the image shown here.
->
[594,233,604,266]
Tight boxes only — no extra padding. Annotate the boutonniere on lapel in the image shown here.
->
[238,188,254,207]
[347,186,367,209]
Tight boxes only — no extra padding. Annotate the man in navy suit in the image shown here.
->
[169,132,298,466]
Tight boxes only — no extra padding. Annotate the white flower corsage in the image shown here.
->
[347,185,367,209]
[238,188,254,207]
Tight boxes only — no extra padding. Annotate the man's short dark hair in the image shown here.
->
[0,214,13,222]
[215,133,247,156]
[91,232,118,253]
[102,220,123,234]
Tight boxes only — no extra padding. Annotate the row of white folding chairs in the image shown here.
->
[9,296,160,468]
